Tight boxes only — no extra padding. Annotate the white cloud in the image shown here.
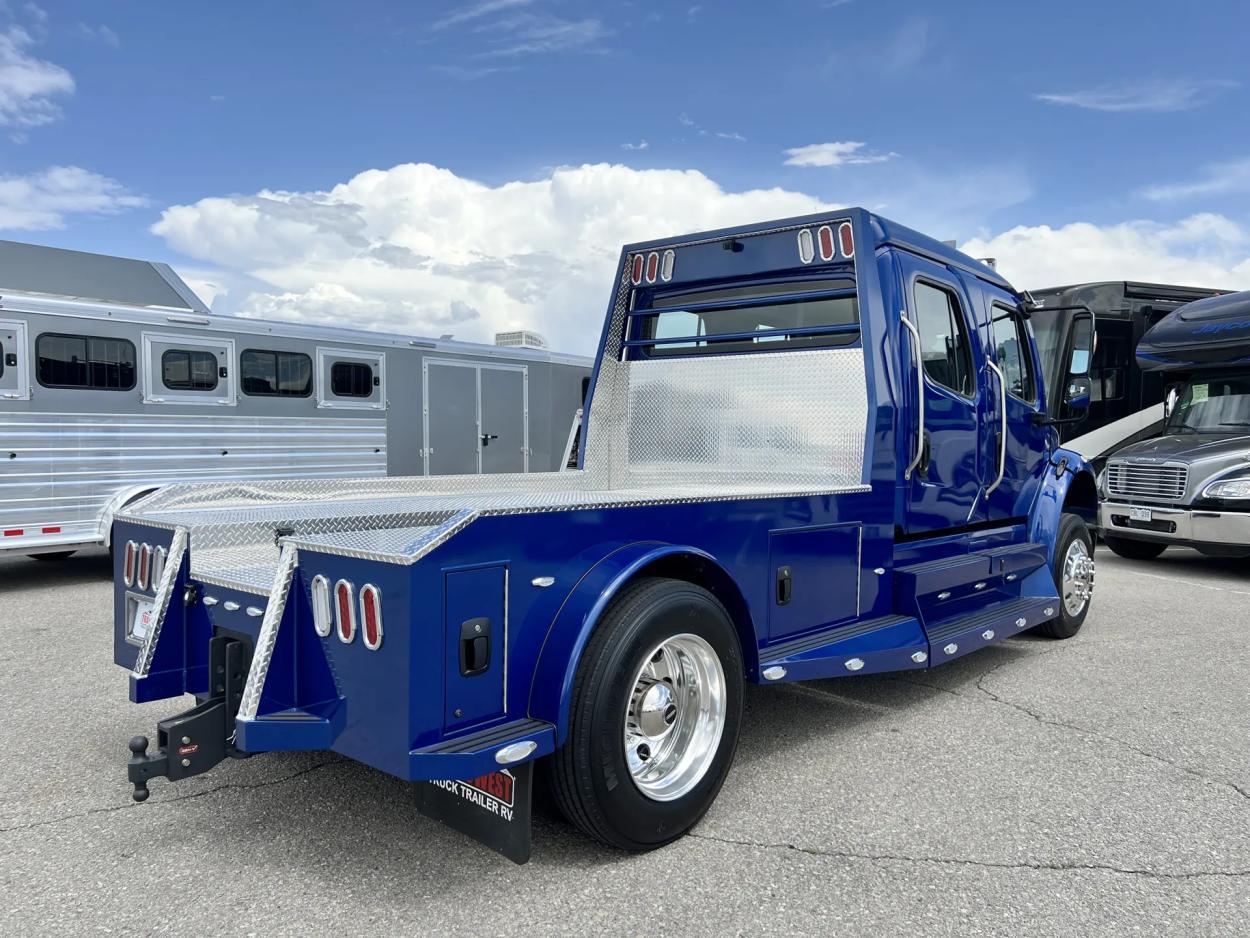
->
[76,21,119,47]
[1034,79,1236,113]
[959,214,1250,292]
[0,165,146,230]
[716,131,746,142]
[477,15,607,57]
[0,23,74,127]
[1140,158,1250,202]
[431,0,535,31]
[783,141,898,168]
[151,162,832,353]
[621,139,649,151]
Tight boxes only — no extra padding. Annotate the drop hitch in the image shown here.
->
[127,634,251,802]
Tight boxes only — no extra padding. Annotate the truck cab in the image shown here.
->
[111,209,1098,862]
[1099,290,1250,559]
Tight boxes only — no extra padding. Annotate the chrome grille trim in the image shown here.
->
[1106,462,1188,501]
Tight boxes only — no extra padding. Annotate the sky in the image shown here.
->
[2,0,1249,354]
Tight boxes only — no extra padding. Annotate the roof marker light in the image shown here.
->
[660,249,675,282]
[137,543,151,591]
[360,584,383,650]
[630,254,644,285]
[123,541,137,587]
[797,229,815,264]
[838,222,855,258]
[311,575,332,637]
[817,225,836,261]
[334,579,357,644]
[645,252,659,284]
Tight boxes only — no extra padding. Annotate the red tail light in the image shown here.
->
[137,544,151,590]
[123,541,137,587]
[630,254,644,285]
[838,222,854,258]
[818,225,836,261]
[360,584,383,650]
[334,579,356,643]
[645,252,659,284]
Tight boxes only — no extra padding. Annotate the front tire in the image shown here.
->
[549,577,743,852]
[1103,534,1167,560]
[1037,513,1095,639]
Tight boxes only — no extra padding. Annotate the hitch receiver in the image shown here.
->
[127,634,251,802]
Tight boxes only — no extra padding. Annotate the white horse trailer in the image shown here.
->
[0,240,591,560]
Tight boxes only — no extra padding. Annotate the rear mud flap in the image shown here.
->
[416,763,533,864]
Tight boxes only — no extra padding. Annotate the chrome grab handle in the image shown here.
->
[899,314,924,481]
[986,359,1007,495]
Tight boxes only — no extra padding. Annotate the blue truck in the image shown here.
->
[113,209,1099,862]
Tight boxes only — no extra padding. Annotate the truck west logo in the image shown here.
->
[428,770,517,821]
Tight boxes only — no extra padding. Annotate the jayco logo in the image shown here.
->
[1193,320,1250,335]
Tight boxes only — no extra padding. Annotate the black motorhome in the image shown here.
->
[1028,282,1226,466]
[1098,290,1250,558]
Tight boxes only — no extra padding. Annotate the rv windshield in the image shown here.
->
[1166,374,1250,434]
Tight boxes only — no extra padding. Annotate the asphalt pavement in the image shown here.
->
[1,545,1247,936]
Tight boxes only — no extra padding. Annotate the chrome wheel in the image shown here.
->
[1061,539,1095,616]
[623,633,727,802]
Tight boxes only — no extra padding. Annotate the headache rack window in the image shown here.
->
[626,279,859,358]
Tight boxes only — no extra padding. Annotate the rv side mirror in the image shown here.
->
[1068,314,1093,378]
[1164,386,1179,419]
[1064,376,1092,412]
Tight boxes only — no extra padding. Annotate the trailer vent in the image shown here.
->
[123,541,137,587]
[360,584,383,650]
[311,575,332,638]
[334,579,357,643]
[1106,462,1188,501]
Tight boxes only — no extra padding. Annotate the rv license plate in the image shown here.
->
[131,600,155,641]
[1129,507,1153,523]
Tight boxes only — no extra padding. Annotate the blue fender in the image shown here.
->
[1028,446,1098,566]
[527,541,749,747]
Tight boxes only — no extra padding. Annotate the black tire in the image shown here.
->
[1037,514,1094,639]
[549,577,744,852]
[1103,534,1167,560]
[29,551,76,562]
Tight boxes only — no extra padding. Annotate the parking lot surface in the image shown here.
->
[1,546,1247,936]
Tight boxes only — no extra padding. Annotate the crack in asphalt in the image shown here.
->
[687,831,1250,881]
[971,658,1250,807]
[0,758,340,835]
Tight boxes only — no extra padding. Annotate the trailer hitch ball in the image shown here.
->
[128,736,153,802]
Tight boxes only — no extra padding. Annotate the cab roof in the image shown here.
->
[622,207,1013,291]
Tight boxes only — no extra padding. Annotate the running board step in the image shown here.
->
[759,614,927,682]
[895,541,1048,601]
[408,718,556,781]
[924,596,1058,663]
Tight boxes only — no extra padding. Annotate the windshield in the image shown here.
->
[1167,374,1250,434]
[1028,309,1065,383]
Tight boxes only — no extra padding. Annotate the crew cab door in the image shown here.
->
[897,256,987,535]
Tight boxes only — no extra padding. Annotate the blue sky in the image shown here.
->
[2,0,1249,351]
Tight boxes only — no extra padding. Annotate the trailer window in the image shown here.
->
[161,349,219,392]
[36,333,136,391]
[912,282,973,397]
[331,361,374,397]
[241,349,313,397]
[990,305,1036,403]
[630,279,859,357]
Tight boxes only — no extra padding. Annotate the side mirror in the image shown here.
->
[1067,314,1093,378]
[1064,376,1092,412]
[1164,386,1179,419]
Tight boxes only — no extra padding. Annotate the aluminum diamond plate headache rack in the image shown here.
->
[111,208,1100,865]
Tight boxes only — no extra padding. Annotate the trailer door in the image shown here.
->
[897,256,987,535]
[0,319,29,400]
[479,364,528,474]
[425,361,479,475]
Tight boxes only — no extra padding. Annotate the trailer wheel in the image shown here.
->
[1037,513,1095,639]
[29,551,76,562]
[1103,535,1167,560]
[549,576,743,852]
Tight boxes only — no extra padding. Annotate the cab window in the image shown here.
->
[990,305,1036,403]
[912,281,973,396]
